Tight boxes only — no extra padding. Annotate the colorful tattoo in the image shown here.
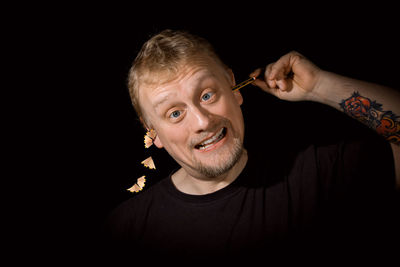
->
[339,91,400,144]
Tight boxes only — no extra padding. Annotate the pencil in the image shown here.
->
[232,76,256,91]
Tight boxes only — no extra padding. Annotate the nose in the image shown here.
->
[191,106,212,134]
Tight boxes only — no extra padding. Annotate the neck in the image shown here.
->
[171,149,248,195]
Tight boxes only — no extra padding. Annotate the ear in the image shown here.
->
[227,68,235,87]
[233,90,243,106]
[153,134,164,148]
[141,116,163,148]
[144,125,164,149]
[140,116,149,130]
[227,69,243,106]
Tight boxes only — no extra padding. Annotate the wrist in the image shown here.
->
[304,70,337,106]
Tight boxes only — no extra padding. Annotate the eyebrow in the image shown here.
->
[152,73,215,110]
[153,94,172,110]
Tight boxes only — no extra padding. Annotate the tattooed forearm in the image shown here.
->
[339,91,400,144]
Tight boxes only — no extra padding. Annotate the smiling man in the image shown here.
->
[137,48,247,195]
[105,30,399,263]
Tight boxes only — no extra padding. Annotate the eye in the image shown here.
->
[201,92,214,102]
[169,110,181,119]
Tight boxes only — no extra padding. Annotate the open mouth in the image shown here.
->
[194,127,227,150]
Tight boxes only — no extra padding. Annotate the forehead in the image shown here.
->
[141,58,228,105]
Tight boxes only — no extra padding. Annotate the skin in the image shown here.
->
[139,56,247,195]
[138,51,400,194]
[251,51,400,188]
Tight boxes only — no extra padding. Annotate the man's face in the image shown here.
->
[139,56,245,179]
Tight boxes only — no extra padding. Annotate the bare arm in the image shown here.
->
[314,71,400,189]
[311,71,400,145]
[251,51,400,188]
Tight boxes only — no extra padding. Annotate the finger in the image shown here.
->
[249,68,262,79]
[276,79,287,91]
[250,67,270,86]
[252,78,280,97]
[265,63,276,89]
[268,57,291,81]
[252,78,269,90]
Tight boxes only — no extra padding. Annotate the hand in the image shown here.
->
[250,51,322,102]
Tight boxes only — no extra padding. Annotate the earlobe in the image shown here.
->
[145,127,163,149]
[153,134,164,148]
[233,90,244,106]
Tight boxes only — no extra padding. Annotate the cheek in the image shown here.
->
[224,94,243,117]
[217,98,244,133]
[158,126,190,150]
[214,94,239,114]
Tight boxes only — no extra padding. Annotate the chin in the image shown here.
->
[192,138,244,178]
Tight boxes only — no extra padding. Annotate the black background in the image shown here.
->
[14,3,399,263]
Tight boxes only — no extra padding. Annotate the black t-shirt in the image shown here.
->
[103,133,397,264]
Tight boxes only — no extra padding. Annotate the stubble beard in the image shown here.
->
[192,137,244,178]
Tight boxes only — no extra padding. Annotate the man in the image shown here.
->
[105,29,399,263]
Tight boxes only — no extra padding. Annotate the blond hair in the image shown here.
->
[127,29,227,125]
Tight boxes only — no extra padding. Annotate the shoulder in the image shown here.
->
[303,130,393,165]
[285,132,395,188]
[105,177,169,231]
[313,132,395,192]
[113,177,168,215]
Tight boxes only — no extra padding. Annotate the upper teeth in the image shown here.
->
[198,128,224,146]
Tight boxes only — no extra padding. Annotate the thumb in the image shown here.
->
[249,68,280,96]
[249,68,262,78]
[252,78,280,96]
